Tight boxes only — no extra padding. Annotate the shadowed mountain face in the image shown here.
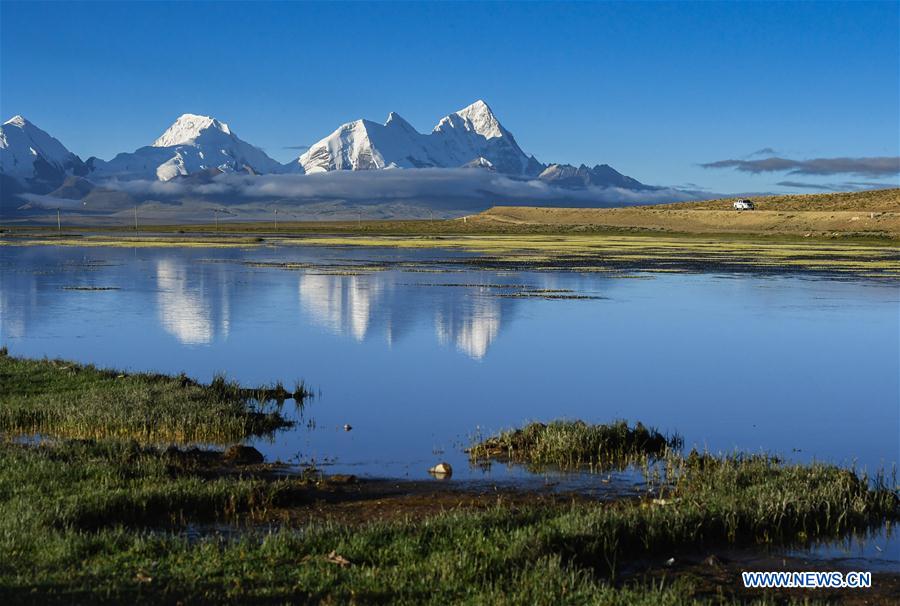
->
[48,176,95,200]
[538,163,651,190]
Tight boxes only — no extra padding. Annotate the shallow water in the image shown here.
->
[783,525,900,573]
[1,244,898,485]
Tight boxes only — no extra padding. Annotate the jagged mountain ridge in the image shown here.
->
[292,100,544,177]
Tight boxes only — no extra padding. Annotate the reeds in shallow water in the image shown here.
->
[468,420,682,470]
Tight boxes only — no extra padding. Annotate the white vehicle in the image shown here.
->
[733,199,755,211]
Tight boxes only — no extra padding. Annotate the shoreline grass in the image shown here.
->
[0,351,305,445]
[2,355,898,603]
[0,436,896,604]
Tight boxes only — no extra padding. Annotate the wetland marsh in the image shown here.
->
[1,236,898,603]
[2,242,896,478]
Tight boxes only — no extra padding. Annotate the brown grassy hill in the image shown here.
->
[469,189,900,238]
[653,188,900,211]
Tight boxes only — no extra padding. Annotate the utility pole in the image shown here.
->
[56,208,61,233]
[274,208,278,231]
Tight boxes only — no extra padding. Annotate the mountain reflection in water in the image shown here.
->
[1,244,897,482]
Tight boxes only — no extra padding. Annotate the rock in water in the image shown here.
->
[223,445,264,465]
[428,462,452,478]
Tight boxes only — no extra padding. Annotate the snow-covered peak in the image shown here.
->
[0,115,85,189]
[455,99,502,137]
[384,112,417,132]
[294,100,542,176]
[4,115,29,128]
[0,115,80,170]
[462,156,496,171]
[434,99,504,139]
[298,119,387,173]
[152,114,233,147]
[89,114,281,181]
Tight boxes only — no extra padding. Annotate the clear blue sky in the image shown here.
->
[2,1,897,193]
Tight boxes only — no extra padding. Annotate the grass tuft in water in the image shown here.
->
[469,420,682,470]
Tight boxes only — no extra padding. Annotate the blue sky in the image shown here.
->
[1,1,897,194]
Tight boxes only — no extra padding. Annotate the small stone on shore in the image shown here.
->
[429,462,452,478]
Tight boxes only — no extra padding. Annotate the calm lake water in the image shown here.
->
[1,244,898,485]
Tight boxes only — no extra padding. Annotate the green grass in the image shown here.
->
[0,438,895,604]
[0,351,303,444]
[2,356,897,604]
[0,439,306,532]
[469,420,682,470]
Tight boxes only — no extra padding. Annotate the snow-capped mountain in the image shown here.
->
[0,115,86,193]
[292,100,543,176]
[428,100,543,175]
[87,113,282,181]
[1,102,659,219]
[296,113,432,173]
[538,163,650,190]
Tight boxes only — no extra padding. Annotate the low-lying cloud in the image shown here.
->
[7,169,712,223]
[100,169,700,208]
[701,156,900,178]
[776,180,897,192]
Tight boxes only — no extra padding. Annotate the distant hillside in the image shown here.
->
[469,189,900,238]
[653,188,900,212]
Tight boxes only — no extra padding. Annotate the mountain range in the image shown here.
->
[1,100,685,220]
[291,101,545,176]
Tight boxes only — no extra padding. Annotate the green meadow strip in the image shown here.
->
[0,437,895,604]
[0,351,306,445]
